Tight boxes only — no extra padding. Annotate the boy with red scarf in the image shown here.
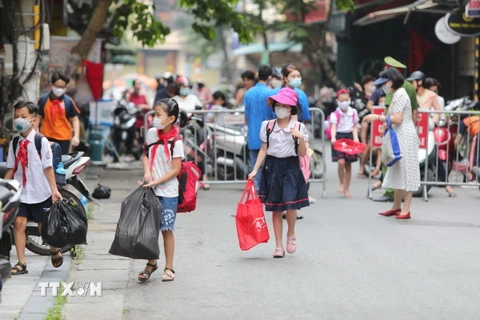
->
[4,101,62,275]
[137,98,184,283]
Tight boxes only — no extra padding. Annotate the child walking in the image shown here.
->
[249,88,309,258]
[4,101,62,275]
[138,98,184,282]
[330,89,360,198]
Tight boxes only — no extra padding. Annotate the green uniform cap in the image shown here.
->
[384,56,407,69]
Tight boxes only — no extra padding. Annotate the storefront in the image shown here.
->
[337,0,475,101]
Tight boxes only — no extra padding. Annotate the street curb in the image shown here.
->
[18,254,72,319]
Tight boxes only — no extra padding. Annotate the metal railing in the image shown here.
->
[367,108,480,201]
[144,107,328,198]
[419,109,480,201]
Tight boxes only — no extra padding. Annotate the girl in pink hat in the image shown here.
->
[248,87,310,258]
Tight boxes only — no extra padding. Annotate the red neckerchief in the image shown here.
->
[13,139,30,186]
[149,127,179,170]
[51,98,63,119]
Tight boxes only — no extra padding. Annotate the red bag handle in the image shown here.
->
[240,180,258,203]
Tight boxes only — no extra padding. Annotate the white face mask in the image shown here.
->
[153,117,168,130]
[52,86,66,97]
[338,100,351,111]
[13,117,33,133]
[382,84,392,94]
[271,79,283,88]
[275,106,290,119]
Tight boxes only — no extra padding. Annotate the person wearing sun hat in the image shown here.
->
[370,56,419,203]
[249,87,309,258]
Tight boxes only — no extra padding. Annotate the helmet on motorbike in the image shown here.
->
[272,67,282,79]
[406,71,426,86]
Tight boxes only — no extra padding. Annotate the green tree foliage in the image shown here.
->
[276,0,355,89]
[72,0,258,57]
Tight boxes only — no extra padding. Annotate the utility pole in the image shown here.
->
[15,0,42,102]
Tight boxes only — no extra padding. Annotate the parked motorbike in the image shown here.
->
[180,112,211,178]
[111,100,140,161]
[208,120,325,181]
[0,150,94,256]
[446,97,480,186]
[0,179,22,303]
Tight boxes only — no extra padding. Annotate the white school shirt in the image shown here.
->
[259,119,309,158]
[6,129,53,204]
[146,128,185,197]
[172,94,202,113]
[330,107,358,133]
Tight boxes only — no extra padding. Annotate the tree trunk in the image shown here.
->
[218,26,233,81]
[311,1,345,90]
[71,0,113,58]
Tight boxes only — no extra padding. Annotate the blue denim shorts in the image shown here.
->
[158,196,178,231]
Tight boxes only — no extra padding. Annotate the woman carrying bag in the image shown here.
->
[363,68,420,220]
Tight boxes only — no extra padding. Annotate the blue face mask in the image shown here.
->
[180,88,190,96]
[289,79,302,88]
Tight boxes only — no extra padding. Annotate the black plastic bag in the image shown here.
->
[109,186,162,259]
[42,198,88,248]
[93,184,111,199]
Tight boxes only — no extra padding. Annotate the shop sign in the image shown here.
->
[466,0,480,18]
[445,12,480,37]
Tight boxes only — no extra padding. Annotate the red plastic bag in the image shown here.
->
[235,180,270,251]
[333,139,366,155]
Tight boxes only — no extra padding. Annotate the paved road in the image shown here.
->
[62,156,480,320]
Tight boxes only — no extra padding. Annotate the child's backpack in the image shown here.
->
[266,120,311,182]
[145,136,202,213]
[12,134,66,186]
[324,110,356,140]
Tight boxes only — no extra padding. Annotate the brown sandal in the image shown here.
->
[11,262,28,275]
[51,250,63,268]
[138,262,158,282]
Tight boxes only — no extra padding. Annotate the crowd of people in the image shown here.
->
[5,56,480,280]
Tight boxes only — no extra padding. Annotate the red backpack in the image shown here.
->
[145,136,202,213]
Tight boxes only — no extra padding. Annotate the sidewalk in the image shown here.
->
[0,252,71,320]
[63,164,143,319]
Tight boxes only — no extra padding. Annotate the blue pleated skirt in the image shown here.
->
[259,155,309,212]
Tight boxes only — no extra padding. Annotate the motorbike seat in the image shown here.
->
[62,152,84,169]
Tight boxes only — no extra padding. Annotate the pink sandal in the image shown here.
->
[286,237,296,254]
[273,248,285,258]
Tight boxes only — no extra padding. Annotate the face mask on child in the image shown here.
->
[13,118,33,133]
[153,117,168,130]
[275,106,290,119]
[52,86,66,97]
[337,100,351,111]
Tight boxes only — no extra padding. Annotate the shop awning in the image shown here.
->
[354,0,440,26]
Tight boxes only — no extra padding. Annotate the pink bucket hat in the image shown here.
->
[267,87,298,107]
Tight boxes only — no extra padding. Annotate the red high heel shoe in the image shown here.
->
[378,209,401,217]
[396,212,411,219]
